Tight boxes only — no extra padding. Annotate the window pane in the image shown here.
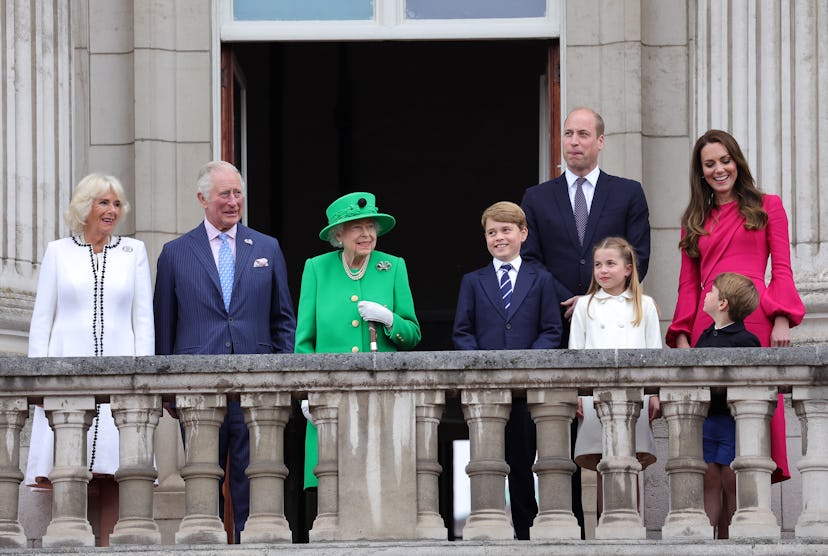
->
[406,0,545,19]
[234,0,374,21]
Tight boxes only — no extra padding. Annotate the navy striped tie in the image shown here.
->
[499,263,513,310]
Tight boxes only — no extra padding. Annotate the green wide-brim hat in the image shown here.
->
[318,192,396,241]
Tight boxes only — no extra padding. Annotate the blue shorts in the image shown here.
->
[703,414,736,465]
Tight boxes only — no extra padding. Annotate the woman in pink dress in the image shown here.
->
[666,129,805,481]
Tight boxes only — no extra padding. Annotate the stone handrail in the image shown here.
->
[0,347,826,547]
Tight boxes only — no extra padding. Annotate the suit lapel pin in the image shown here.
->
[244,238,253,245]
[376,261,391,271]
[122,245,133,252]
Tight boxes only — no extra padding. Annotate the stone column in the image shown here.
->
[527,388,580,539]
[174,394,227,545]
[0,397,28,548]
[239,392,292,543]
[594,388,645,540]
[660,387,713,539]
[693,1,828,346]
[460,389,513,540]
[308,392,341,541]
[727,386,780,539]
[414,391,446,539]
[153,413,186,544]
[41,396,96,547]
[109,394,162,545]
[0,0,72,354]
[793,386,828,538]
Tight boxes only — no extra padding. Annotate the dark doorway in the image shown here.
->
[227,40,554,541]
[231,40,551,350]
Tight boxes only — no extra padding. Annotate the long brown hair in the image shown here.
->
[679,130,767,258]
[585,237,646,326]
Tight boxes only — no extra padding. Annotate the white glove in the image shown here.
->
[358,300,394,328]
[301,399,314,425]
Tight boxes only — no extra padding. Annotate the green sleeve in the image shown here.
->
[385,257,421,349]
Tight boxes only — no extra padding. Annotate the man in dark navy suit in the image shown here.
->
[154,160,296,542]
[522,108,651,325]
[520,108,651,535]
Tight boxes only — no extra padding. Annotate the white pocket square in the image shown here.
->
[253,258,269,267]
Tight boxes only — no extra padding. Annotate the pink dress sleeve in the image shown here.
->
[760,195,805,326]
[666,230,701,347]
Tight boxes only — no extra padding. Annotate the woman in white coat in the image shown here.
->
[26,173,154,545]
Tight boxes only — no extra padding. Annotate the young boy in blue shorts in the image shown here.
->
[695,271,760,539]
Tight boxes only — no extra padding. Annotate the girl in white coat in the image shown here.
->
[568,236,661,516]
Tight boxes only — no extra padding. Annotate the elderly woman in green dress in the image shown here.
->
[295,191,421,496]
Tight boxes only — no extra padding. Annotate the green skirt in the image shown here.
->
[304,420,318,489]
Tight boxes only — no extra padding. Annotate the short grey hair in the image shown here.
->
[325,224,344,247]
[65,173,130,235]
[195,160,246,200]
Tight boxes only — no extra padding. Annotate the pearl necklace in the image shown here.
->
[342,252,369,281]
[72,233,121,472]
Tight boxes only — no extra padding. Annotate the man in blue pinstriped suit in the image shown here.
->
[153,160,296,542]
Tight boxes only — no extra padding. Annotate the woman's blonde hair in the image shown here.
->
[585,236,646,326]
[65,173,130,234]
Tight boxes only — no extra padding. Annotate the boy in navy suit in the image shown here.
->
[695,271,760,539]
[453,201,562,539]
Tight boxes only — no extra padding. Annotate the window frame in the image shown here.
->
[219,0,561,41]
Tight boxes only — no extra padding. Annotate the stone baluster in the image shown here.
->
[527,388,580,539]
[460,389,513,540]
[41,396,96,547]
[728,386,780,538]
[109,394,162,545]
[0,397,28,548]
[308,392,342,541]
[239,392,292,543]
[660,387,713,539]
[414,391,446,539]
[174,394,227,544]
[594,388,645,539]
[793,386,828,538]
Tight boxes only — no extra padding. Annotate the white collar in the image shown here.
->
[492,256,522,273]
[593,287,633,301]
[565,167,601,188]
[204,219,237,241]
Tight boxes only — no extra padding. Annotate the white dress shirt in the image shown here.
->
[565,167,601,213]
[492,255,521,288]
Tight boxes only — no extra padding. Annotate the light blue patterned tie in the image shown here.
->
[500,263,513,311]
[218,232,234,312]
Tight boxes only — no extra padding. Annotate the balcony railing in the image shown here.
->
[1,347,827,549]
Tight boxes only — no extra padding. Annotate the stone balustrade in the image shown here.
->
[1,347,827,549]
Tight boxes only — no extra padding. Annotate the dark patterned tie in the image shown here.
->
[574,177,588,245]
[499,263,513,311]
